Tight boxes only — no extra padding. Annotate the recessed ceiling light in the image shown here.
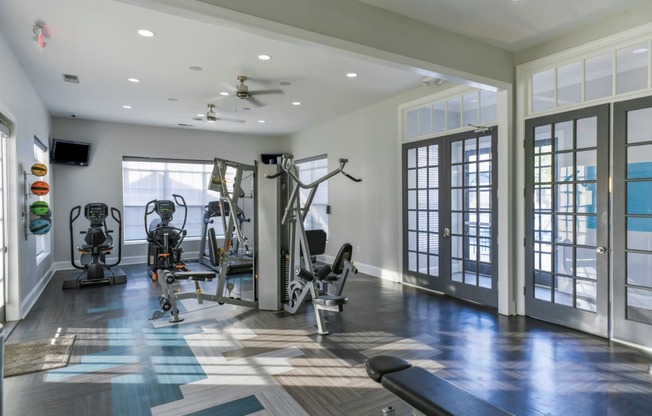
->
[258,120,266,123]
[189,66,203,71]
[346,72,358,78]
[292,101,302,106]
[196,113,204,117]
[258,54,271,61]
[137,29,155,37]
[633,48,649,54]
[219,91,230,96]
[128,78,140,83]
[122,105,133,109]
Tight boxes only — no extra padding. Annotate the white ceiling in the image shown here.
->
[0,0,647,137]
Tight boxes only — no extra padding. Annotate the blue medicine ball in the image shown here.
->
[30,218,51,235]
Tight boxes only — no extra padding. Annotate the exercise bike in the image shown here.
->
[63,203,127,289]
[144,194,189,281]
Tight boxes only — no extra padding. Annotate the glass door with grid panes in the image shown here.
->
[524,104,609,337]
[403,129,498,307]
[613,96,652,346]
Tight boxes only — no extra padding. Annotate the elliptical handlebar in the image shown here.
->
[69,205,84,270]
[172,194,188,230]
[265,154,362,187]
[109,207,123,268]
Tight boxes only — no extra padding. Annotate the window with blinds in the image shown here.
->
[296,155,329,234]
[405,144,440,276]
[122,157,215,242]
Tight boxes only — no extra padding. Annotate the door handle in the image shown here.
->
[443,227,451,238]
[596,246,607,254]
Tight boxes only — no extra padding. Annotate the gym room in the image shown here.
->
[1,0,652,415]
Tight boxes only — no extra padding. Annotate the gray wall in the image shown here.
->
[0,32,54,320]
[283,85,445,280]
[515,2,652,64]
[132,0,514,86]
[51,118,285,265]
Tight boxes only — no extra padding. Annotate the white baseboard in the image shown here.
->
[319,255,401,282]
[54,252,201,271]
[21,263,56,319]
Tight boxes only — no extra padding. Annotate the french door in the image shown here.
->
[613,96,652,346]
[0,130,7,323]
[525,104,610,337]
[403,129,498,307]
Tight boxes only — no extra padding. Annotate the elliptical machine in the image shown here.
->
[144,194,188,281]
[63,203,127,289]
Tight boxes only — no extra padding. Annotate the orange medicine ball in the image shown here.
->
[31,180,50,196]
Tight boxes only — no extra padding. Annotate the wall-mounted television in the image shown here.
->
[50,139,91,166]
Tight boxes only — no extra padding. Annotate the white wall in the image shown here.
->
[51,117,285,266]
[0,32,54,320]
[283,85,446,281]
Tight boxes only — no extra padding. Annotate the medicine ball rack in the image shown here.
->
[23,167,52,240]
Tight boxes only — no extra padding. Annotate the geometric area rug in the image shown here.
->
[4,335,76,377]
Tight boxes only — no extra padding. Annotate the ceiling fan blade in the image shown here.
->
[218,117,246,124]
[249,89,284,96]
[203,92,236,103]
[246,96,265,107]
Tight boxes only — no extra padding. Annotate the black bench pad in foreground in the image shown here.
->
[381,366,513,416]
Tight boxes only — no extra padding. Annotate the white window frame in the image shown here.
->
[122,157,216,243]
[296,155,329,235]
[33,136,50,262]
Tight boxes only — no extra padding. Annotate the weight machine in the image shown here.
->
[198,200,251,274]
[150,158,257,322]
[266,154,361,334]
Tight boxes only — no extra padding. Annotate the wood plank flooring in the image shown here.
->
[4,264,652,415]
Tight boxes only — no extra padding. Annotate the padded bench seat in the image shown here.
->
[312,295,348,335]
[312,295,348,306]
[171,271,215,281]
[366,355,513,416]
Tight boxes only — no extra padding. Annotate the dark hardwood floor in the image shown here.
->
[4,264,652,415]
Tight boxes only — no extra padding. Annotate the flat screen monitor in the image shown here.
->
[50,139,91,166]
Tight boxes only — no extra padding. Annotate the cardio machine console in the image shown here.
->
[155,200,176,223]
[85,203,108,227]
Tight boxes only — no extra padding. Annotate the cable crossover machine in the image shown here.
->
[266,154,362,334]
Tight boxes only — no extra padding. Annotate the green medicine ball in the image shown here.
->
[30,200,50,216]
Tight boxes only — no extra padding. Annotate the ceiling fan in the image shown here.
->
[200,104,245,123]
[207,75,284,108]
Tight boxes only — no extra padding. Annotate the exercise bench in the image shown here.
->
[366,355,514,416]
